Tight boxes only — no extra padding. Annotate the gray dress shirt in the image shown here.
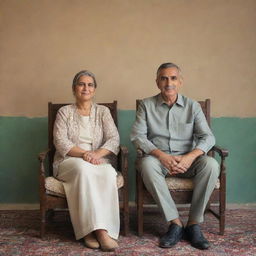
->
[130,94,215,155]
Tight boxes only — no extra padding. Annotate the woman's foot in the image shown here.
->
[95,230,118,252]
[84,232,100,249]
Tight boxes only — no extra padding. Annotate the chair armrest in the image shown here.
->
[38,149,50,177]
[211,145,228,177]
[38,149,50,162]
[211,145,229,158]
[38,149,50,196]
[135,148,145,173]
[120,145,129,157]
[118,145,129,181]
[136,148,145,158]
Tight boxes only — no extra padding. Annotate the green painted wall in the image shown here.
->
[0,117,47,203]
[0,112,256,204]
[212,118,256,203]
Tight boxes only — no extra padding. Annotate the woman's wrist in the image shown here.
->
[95,148,110,158]
[82,151,89,158]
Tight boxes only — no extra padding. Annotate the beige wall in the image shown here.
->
[1,0,255,117]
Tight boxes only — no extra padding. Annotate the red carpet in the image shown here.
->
[0,207,255,255]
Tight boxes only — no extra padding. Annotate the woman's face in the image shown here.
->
[74,75,96,102]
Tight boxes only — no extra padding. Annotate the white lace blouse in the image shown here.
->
[53,103,120,176]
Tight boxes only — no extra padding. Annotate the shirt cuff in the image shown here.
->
[100,144,120,155]
[133,139,157,154]
[195,143,212,154]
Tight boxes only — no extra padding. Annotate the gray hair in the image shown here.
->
[156,62,182,77]
[72,70,97,91]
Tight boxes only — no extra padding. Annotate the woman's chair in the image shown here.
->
[135,99,228,236]
[38,101,129,238]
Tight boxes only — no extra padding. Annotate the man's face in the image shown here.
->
[156,67,183,99]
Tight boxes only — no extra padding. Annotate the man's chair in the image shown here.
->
[38,101,129,238]
[135,99,228,236]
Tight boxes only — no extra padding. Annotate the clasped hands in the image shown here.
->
[159,152,195,175]
[82,150,103,165]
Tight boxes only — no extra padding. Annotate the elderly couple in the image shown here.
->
[53,62,219,252]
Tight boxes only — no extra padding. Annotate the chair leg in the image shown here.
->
[218,169,226,235]
[136,171,144,236]
[123,212,129,236]
[219,212,225,235]
[137,200,143,236]
[47,209,55,222]
[219,189,226,235]
[40,207,46,238]
[123,187,129,236]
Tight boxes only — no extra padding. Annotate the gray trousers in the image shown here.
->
[139,155,220,223]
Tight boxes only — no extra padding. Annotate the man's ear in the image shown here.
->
[156,78,160,89]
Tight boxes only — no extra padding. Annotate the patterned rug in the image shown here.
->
[0,207,255,256]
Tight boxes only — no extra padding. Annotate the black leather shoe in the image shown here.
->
[159,223,184,248]
[184,224,210,250]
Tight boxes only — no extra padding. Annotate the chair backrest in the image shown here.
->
[47,101,117,175]
[136,98,211,127]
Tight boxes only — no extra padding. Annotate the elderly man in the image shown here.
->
[130,62,219,250]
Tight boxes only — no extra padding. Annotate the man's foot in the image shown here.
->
[84,233,100,249]
[184,224,210,250]
[159,223,184,248]
[95,230,119,252]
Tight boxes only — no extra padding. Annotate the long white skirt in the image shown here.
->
[56,157,120,240]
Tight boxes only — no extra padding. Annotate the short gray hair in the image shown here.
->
[72,70,97,91]
[156,62,182,77]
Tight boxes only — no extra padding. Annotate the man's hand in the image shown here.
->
[172,154,194,174]
[150,149,186,175]
[158,152,180,171]
[150,148,204,175]
[172,149,204,174]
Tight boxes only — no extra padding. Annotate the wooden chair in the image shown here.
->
[38,101,129,238]
[135,99,228,236]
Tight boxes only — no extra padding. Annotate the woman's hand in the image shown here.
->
[82,151,104,165]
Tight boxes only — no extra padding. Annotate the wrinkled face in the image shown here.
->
[156,67,183,99]
[73,75,96,102]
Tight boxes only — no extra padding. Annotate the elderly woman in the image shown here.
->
[53,70,120,251]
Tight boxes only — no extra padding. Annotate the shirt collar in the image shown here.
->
[156,93,184,107]
[176,94,184,107]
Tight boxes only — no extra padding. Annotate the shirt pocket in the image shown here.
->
[173,122,194,140]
